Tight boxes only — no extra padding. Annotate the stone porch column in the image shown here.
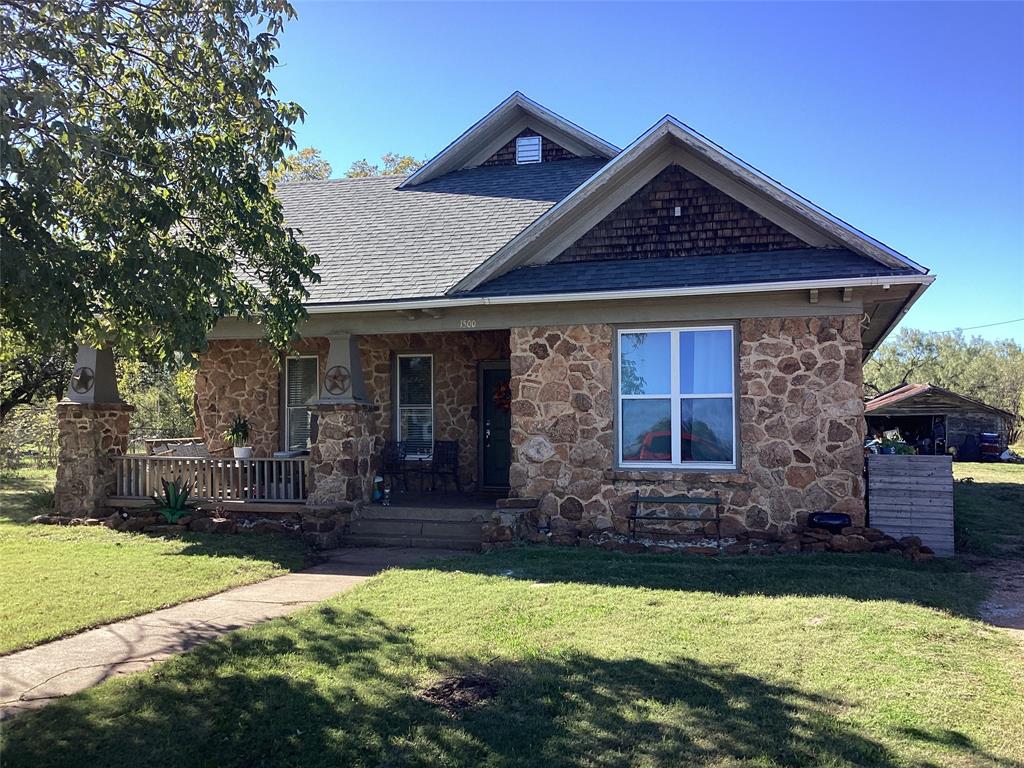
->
[305,333,380,510]
[54,346,134,517]
[306,402,381,508]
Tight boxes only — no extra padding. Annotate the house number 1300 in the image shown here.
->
[459,319,477,328]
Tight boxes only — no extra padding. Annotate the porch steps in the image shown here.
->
[344,504,490,551]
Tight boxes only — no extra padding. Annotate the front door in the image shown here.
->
[479,361,512,489]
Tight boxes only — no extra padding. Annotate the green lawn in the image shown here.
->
[0,468,310,654]
[5,546,1022,767]
[953,462,1024,558]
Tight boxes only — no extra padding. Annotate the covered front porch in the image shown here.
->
[100,328,514,523]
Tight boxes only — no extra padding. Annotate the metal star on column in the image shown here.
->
[324,365,352,396]
[70,366,95,394]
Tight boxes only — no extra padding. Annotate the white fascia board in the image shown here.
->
[399,91,619,189]
[659,116,927,274]
[305,273,934,315]
[450,116,927,292]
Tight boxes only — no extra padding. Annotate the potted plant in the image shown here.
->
[222,415,252,458]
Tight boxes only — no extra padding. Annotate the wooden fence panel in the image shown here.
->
[867,455,954,556]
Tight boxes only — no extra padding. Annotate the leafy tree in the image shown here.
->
[268,147,332,183]
[0,329,72,421]
[117,360,196,444]
[1,0,319,373]
[345,152,424,178]
[864,328,1024,435]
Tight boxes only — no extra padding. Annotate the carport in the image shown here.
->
[865,383,1015,460]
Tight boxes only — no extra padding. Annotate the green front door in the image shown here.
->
[480,362,512,489]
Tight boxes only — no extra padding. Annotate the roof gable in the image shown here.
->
[554,163,809,263]
[452,116,927,293]
[399,92,619,188]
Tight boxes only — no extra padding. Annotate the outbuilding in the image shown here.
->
[865,383,1016,460]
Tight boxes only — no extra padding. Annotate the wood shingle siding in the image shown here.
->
[481,128,583,166]
[555,164,809,263]
[867,455,954,557]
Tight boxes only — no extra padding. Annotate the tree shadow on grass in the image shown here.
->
[409,547,987,618]
[3,607,1014,768]
[126,528,313,571]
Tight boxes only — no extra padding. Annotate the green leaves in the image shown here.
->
[152,476,194,524]
[1,0,318,366]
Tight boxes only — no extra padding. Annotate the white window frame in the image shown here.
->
[515,134,542,164]
[617,325,737,470]
[395,353,434,459]
[284,355,319,452]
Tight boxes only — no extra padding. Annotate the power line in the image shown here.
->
[935,317,1024,334]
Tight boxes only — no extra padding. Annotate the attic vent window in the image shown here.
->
[515,135,542,164]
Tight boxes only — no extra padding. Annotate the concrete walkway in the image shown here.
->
[0,547,458,720]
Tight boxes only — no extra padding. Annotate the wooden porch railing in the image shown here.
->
[111,455,309,503]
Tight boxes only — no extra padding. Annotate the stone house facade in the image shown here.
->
[55,92,933,551]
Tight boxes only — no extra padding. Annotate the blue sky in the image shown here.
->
[272,1,1023,342]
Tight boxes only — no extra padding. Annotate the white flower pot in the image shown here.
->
[233,446,253,459]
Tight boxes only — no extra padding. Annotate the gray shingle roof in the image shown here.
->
[276,158,606,304]
[463,248,907,297]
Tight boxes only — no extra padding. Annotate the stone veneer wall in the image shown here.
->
[508,317,866,542]
[194,337,328,455]
[54,402,134,516]
[359,330,510,488]
[195,332,509,487]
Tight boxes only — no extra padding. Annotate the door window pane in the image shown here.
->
[621,399,672,463]
[680,398,734,463]
[619,332,671,395]
[679,330,733,395]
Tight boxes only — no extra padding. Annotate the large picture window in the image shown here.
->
[618,327,736,469]
[284,356,318,452]
[396,354,433,457]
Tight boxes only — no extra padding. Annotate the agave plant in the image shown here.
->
[152,477,194,524]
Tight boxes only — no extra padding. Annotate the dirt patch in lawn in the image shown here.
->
[969,556,1024,636]
[419,671,504,716]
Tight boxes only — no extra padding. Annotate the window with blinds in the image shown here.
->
[285,356,318,451]
[397,354,433,457]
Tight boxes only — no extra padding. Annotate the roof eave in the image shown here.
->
[303,272,933,314]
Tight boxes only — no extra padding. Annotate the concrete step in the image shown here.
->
[356,505,490,523]
[349,518,483,540]
[343,533,481,551]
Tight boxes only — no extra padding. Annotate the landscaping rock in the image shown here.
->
[190,516,235,534]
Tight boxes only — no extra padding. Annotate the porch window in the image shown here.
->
[618,327,736,469]
[397,354,433,457]
[285,356,318,451]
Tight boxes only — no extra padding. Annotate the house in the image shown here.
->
[865,384,1016,459]
[57,92,935,548]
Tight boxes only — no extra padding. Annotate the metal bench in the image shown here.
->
[629,491,723,547]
